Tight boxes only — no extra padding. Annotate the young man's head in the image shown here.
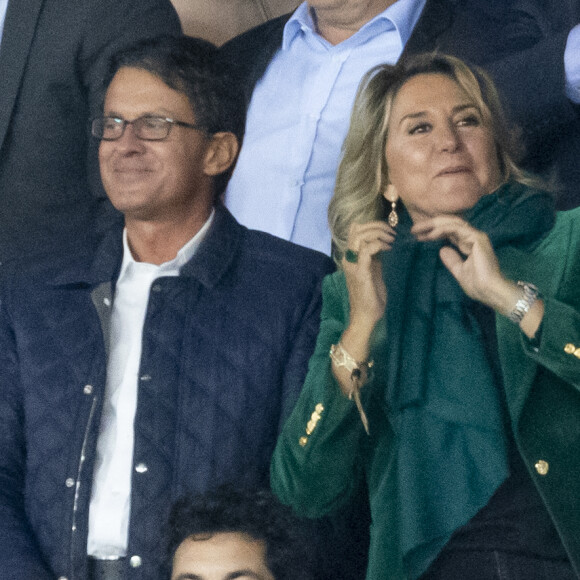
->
[93,35,245,226]
[167,487,315,580]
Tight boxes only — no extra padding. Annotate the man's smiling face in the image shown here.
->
[99,67,213,225]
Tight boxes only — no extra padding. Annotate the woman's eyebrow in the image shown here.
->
[398,103,478,127]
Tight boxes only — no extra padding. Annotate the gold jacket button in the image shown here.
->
[564,343,576,354]
[299,436,308,447]
[535,460,549,476]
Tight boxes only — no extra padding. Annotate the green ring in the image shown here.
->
[345,249,359,263]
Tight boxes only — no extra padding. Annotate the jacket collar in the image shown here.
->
[178,204,242,288]
[401,0,460,57]
[48,204,242,289]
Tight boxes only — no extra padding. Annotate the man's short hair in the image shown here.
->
[167,487,316,580]
[102,34,246,198]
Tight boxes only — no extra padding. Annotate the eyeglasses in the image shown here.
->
[91,115,207,141]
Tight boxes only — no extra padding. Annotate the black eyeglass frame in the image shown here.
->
[91,115,208,141]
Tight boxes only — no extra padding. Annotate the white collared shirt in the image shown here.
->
[225,0,427,255]
[87,211,214,558]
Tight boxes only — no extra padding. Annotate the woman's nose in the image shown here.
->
[437,122,461,152]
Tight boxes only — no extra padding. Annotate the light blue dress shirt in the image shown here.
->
[565,23,580,104]
[225,0,426,255]
[0,0,9,47]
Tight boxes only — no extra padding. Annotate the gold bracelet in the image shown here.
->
[329,342,373,434]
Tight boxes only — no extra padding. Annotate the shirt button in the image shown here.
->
[140,374,152,382]
[535,460,549,476]
[65,478,75,488]
[135,463,148,474]
[130,555,142,568]
[58,576,68,580]
[151,284,162,292]
[83,384,93,395]
[103,297,111,307]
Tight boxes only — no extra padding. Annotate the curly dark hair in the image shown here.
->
[166,486,316,580]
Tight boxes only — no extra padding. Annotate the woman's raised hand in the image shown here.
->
[333,221,396,398]
[342,221,396,338]
[411,216,517,311]
[412,215,544,338]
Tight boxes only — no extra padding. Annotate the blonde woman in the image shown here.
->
[271,53,580,580]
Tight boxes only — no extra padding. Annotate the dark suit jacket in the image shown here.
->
[0,205,334,579]
[222,0,580,209]
[0,0,181,261]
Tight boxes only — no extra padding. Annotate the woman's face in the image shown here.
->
[384,73,503,222]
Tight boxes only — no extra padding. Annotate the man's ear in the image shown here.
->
[203,132,239,176]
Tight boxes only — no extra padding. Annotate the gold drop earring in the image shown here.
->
[388,199,398,228]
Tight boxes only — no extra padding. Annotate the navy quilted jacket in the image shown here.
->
[0,205,334,580]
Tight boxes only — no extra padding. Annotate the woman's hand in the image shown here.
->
[412,216,543,338]
[343,221,395,328]
[337,221,395,375]
[412,216,510,308]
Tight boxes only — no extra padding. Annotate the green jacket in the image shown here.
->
[271,207,580,579]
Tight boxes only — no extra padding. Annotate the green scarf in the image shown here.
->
[380,182,555,578]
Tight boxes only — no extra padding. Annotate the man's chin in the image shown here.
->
[107,190,151,216]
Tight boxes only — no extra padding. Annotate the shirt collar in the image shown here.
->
[282,0,427,51]
[118,209,215,280]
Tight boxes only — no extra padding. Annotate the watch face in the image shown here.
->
[509,282,540,324]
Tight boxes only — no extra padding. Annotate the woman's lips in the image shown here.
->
[437,165,470,176]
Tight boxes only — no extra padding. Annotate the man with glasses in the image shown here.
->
[0,0,181,262]
[0,35,333,580]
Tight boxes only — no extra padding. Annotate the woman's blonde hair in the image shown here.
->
[328,52,538,263]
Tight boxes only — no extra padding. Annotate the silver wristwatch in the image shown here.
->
[508,281,541,325]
